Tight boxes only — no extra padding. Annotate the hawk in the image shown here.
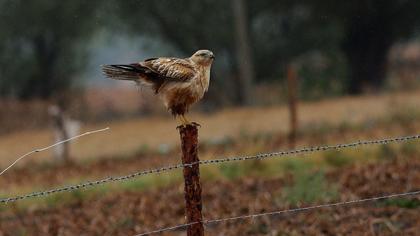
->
[102,49,215,125]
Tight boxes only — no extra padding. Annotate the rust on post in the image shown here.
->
[178,124,204,236]
[287,64,298,148]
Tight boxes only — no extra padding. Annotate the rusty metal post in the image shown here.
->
[287,64,298,148]
[178,124,204,236]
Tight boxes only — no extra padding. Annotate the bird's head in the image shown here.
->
[190,49,215,66]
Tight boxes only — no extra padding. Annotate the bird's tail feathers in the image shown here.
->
[102,64,165,92]
[102,64,146,81]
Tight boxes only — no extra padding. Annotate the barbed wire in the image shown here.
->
[198,134,420,166]
[0,162,186,203]
[135,190,420,236]
[1,134,419,204]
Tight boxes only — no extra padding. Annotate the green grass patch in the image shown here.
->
[399,141,420,157]
[282,170,338,205]
[218,160,278,180]
[376,145,398,161]
[119,172,182,191]
[10,228,27,236]
[219,163,244,179]
[281,158,314,172]
[324,151,353,167]
[380,198,420,209]
[45,189,91,208]
[112,216,136,229]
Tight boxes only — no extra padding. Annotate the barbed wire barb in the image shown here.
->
[0,133,419,203]
[135,190,420,236]
[0,127,110,176]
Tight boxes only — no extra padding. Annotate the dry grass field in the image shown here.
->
[0,90,419,167]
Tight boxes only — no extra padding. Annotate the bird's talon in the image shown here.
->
[176,122,200,129]
[191,122,201,127]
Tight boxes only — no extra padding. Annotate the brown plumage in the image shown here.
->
[102,49,215,125]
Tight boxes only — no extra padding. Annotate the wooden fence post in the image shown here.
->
[287,64,298,148]
[178,124,204,236]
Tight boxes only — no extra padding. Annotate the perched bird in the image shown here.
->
[102,50,215,126]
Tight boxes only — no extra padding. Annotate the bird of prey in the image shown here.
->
[102,49,215,126]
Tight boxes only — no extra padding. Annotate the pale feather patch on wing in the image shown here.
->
[142,58,197,82]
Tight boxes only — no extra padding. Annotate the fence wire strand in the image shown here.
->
[1,134,419,203]
[135,190,420,236]
[0,127,110,176]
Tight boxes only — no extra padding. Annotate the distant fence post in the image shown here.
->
[48,105,70,162]
[287,64,298,148]
[178,124,204,236]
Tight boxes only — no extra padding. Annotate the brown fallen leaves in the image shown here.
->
[0,156,419,236]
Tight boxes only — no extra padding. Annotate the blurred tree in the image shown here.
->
[0,0,101,99]
[247,1,347,100]
[232,0,255,105]
[308,0,420,93]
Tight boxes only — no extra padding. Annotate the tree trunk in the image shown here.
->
[232,0,255,105]
[342,14,393,94]
[21,34,58,99]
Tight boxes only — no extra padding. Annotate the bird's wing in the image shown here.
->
[141,57,197,82]
[102,57,198,93]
